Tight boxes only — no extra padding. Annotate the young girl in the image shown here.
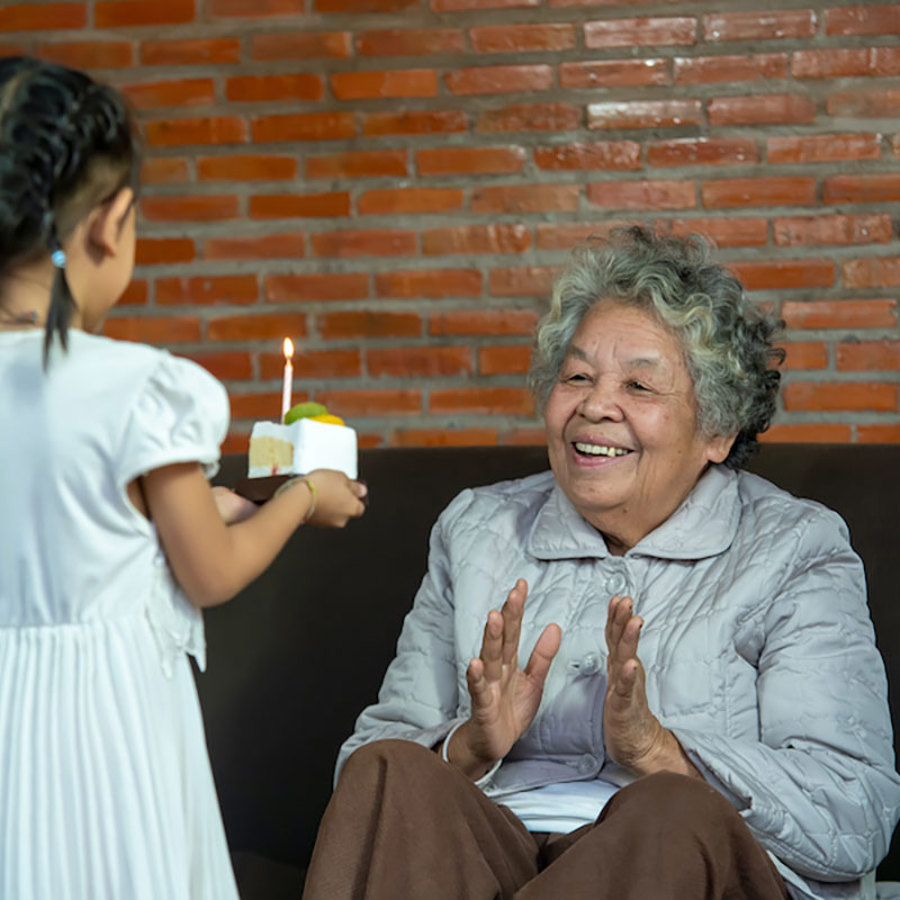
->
[0,57,367,899]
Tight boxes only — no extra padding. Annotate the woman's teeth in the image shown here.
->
[574,442,631,457]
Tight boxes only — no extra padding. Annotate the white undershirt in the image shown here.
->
[497,779,620,834]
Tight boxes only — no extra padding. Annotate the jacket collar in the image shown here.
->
[527,464,740,562]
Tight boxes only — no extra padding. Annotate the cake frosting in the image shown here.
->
[248,416,358,479]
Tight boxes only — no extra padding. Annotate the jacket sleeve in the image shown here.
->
[670,507,900,882]
[333,491,473,787]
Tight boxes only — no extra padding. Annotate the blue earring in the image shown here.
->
[51,249,66,269]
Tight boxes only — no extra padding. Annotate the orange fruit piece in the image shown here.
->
[310,413,345,426]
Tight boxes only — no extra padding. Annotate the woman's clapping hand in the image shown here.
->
[447,579,561,781]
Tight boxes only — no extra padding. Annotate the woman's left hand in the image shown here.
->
[604,595,701,778]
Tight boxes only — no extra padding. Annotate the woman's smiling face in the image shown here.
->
[544,300,734,553]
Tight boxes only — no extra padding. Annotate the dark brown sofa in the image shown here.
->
[202,444,900,897]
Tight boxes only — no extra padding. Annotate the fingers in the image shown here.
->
[500,579,526,667]
[524,623,561,685]
[479,609,504,682]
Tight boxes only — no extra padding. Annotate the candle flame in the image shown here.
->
[283,337,294,359]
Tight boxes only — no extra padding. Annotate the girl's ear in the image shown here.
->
[87,187,135,257]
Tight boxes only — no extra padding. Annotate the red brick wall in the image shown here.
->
[4,0,899,450]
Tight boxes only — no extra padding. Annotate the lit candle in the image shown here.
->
[281,337,294,423]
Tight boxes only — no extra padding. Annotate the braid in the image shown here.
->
[0,57,138,366]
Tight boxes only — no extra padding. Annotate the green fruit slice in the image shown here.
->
[284,401,328,424]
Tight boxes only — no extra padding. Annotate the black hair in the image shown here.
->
[0,57,138,365]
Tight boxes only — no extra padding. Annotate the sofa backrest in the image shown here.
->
[202,443,899,879]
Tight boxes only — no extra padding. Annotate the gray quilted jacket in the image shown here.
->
[337,465,900,900]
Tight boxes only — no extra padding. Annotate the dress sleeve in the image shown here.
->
[117,352,230,486]
[670,508,900,883]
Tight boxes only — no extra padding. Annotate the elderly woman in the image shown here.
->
[302,227,900,900]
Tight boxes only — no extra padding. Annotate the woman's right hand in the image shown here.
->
[303,470,368,527]
[447,579,561,780]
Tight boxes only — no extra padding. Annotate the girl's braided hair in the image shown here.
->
[0,57,138,365]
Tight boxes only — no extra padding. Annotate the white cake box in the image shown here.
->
[248,419,358,480]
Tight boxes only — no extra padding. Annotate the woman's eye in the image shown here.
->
[566,373,589,383]
[627,380,649,392]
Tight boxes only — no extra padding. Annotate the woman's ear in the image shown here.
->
[706,432,737,465]
[87,187,135,258]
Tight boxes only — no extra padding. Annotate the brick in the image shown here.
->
[430,309,538,336]
[317,310,422,338]
[585,17,696,50]
[893,135,900,159]
[792,47,900,79]
[827,89,900,119]
[316,0,417,10]
[36,40,133,69]
[825,5,900,36]
[535,141,641,171]
[587,99,702,131]
[0,3,85,31]
[702,10,816,42]
[422,225,531,256]
[858,424,900,443]
[374,269,482,299]
[368,347,473,377]
[430,387,534,415]
[140,157,190,185]
[96,0,194,27]
[472,184,580,214]
[357,28,464,56]
[674,53,787,84]
[479,345,532,375]
[123,78,214,110]
[316,390,421,417]
[433,0,538,10]
[782,299,896,329]
[843,257,900,290]
[135,237,195,265]
[0,42,27,57]
[252,112,355,144]
[265,273,369,302]
[207,313,307,342]
[156,275,259,306]
[760,424,852,443]
[647,137,758,167]
[727,259,834,290]
[666,217,768,247]
[249,192,351,219]
[198,154,298,182]
[536,220,637,250]
[119,281,148,306]
[778,341,828,370]
[358,433,385,450]
[783,382,897,412]
[560,59,669,89]
[445,65,553,96]
[250,32,351,60]
[311,230,418,258]
[332,70,437,100]
[103,315,201,344]
[836,340,900,371]
[260,349,362,379]
[824,174,900,204]
[774,214,893,247]
[226,74,324,104]
[305,150,408,180]
[767,133,882,164]
[363,110,468,136]
[141,38,240,66]
[184,351,253,381]
[470,23,576,53]
[477,104,581,133]
[358,188,464,215]
[393,428,499,447]
[702,177,816,209]
[141,195,238,222]
[209,0,304,14]
[204,234,306,261]
[417,146,525,176]
[503,428,546,446]
[489,266,557,296]
[707,94,816,127]
[144,117,247,147]
[222,433,250,454]
[587,180,696,211]
[229,393,289,421]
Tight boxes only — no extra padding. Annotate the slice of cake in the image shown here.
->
[248,403,358,479]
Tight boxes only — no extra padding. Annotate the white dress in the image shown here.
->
[0,329,240,900]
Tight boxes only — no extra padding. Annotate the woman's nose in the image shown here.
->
[578,378,623,421]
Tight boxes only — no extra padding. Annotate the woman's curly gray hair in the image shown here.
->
[528,226,783,469]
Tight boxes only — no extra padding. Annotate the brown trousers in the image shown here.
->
[302,739,790,900]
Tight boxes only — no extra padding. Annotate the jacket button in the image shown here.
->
[605,572,628,595]
[581,654,600,675]
[577,754,597,775]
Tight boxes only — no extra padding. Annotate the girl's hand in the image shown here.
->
[303,469,368,528]
[211,486,258,524]
[447,579,561,780]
